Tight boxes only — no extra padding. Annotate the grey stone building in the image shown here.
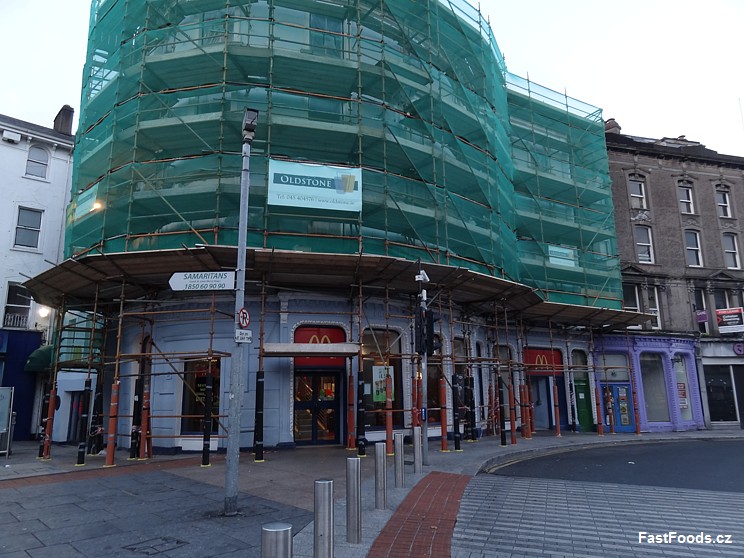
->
[606,119,744,429]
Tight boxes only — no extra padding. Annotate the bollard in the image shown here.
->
[314,479,334,558]
[346,457,361,544]
[394,432,405,488]
[375,442,387,510]
[413,426,422,474]
[261,522,292,557]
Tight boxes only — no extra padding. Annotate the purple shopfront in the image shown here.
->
[596,336,704,432]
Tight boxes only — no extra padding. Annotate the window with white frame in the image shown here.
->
[622,283,640,312]
[623,283,642,329]
[633,225,654,263]
[684,230,702,267]
[647,286,661,329]
[678,182,695,214]
[716,189,732,218]
[4,282,31,329]
[723,233,740,269]
[14,207,42,249]
[623,283,660,329]
[628,174,647,209]
[25,145,49,178]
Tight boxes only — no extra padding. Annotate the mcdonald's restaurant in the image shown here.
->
[24,249,705,459]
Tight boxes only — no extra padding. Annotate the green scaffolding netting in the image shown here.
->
[66,0,621,308]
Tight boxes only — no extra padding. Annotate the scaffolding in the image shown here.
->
[66,0,620,309]
[27,0,643,465]
[26,247,645,466]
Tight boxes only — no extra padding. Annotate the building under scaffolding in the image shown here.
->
[25,0,701,460]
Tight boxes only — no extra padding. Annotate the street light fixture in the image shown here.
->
[225,107,259,517]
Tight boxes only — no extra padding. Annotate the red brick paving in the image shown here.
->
[368,471,470,558]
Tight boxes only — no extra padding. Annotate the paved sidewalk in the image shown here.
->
[2,429,743,557]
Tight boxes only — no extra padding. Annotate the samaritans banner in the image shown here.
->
[268,160,362,212]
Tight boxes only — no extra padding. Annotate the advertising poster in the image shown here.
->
[268,159,362,212]
[716,307,744,333]
[372,365,393,402]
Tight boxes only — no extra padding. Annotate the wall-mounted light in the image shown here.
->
[37,306,50,318]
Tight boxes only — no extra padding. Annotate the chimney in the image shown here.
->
[604,118,621,134]
[53,105,74,135]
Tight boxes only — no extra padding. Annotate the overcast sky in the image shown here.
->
[2,0,743,156]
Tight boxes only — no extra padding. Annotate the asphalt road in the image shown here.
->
[489,438,744,493]
[454,438,744,557]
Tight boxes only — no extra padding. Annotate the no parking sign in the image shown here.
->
[238,307,250,329]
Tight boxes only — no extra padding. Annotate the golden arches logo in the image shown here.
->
[308,335,332,344]
[535,354,550,369]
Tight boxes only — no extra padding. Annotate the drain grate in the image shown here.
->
[123,536,188,555]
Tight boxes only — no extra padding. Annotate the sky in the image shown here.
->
[2,0,743,156]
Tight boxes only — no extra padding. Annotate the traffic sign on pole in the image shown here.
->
[235,329,253,344]
[238,307,250,329]
[168,271,235,291]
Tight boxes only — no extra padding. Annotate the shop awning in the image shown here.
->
[24,344,54,373]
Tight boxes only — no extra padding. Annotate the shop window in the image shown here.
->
[571,349,588,377]
[570,349,591,432]
[684,230,703,267]
[704,365,737,422]
[598,353,630,382]
[25,145,49,178]
[180,359,220,433]
[633,225,654,263]
[672,354,692,421]
[475,342,486,421]
[453,338,469,426]
[640,353,670,422]
[361,329,404,428]
[678,182,695,214]
[628,174,647,209]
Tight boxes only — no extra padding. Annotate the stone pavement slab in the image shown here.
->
[453,459,744,557]
[3,429,744,557]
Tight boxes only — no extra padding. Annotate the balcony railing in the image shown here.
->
[3,312,29,329]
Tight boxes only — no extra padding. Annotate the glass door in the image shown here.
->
[294,372,339,444]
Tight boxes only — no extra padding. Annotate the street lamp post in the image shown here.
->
[416,268,430,465]
[224,108,259,516]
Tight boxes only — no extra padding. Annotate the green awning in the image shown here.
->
[25,344,54,373]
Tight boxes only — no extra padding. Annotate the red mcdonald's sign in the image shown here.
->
[294,326,346,368]
[523,348,562,376]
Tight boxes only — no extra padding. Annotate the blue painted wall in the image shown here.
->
[0,330,43,440]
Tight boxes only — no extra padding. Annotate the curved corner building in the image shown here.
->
[34,0,639,452]
[68,0,619,305]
